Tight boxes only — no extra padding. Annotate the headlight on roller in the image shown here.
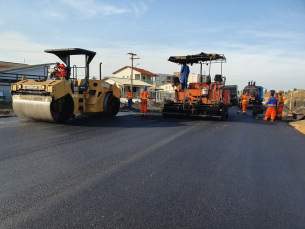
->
[41,85,46,90]
[18,84,22,89]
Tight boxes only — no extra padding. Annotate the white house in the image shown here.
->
[104,77,152,99]
[112,66,157,86]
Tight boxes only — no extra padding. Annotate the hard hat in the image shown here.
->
[270,90,275,93]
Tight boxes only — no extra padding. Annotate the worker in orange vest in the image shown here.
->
[276,91,286,120]
[264,91,277,121]
[241,91,251,115]
[54,62,67,78]
[126,89,133,108]
[140,86,151,117]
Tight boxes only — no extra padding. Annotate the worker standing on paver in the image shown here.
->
[241,91,251,115]
[180,64,190,90]
[126,89,133,108]
[140,86,151,117]
[264,91,277,121]
[276,91,286,120]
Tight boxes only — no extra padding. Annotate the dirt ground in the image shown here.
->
[289,120,305,135]
[120,100,164,111]
[0,109,16,118]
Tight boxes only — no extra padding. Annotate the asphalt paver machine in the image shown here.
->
[162,52,230,120]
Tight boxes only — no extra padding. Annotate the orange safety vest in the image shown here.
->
[55,64,67,78]
[278,95,286,105]
[140,91,150,100]
[242,94,250,103]
[126,91,133,99]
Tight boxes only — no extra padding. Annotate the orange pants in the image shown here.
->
[242,102,248,114]
[276,105,283,119]
[265,108,276,120]
[141,99,147,115]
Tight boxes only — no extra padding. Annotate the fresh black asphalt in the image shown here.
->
[0,107,304,228]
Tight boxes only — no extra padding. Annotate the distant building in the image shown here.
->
[0,61,53,101]
[159,83,175,92]
[155,73,174,85]
[104,77,152,99]
[112,66,156,86]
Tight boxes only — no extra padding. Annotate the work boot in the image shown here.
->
[263,118,267,120]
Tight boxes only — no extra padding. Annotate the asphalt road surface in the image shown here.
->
[1,107,305,229]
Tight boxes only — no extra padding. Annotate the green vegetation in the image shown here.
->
[0,101,12,109]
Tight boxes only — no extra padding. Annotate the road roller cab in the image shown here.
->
[11,48,121,123]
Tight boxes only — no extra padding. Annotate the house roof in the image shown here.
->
[113,66,157,76]
[0,62,54,73]
[105,77,153,87]
[0,61,28,69]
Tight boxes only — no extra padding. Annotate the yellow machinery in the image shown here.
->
[11,48,121,123]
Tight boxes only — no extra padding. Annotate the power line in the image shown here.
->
[127,53,140,91]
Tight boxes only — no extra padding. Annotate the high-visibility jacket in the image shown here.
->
[269,94,278,100]
[126,91,133,99]
[140,91,150,100]
[266,96,277,109]
[242,94,251,103]
[278,95,286,105]
[55,64,67,78]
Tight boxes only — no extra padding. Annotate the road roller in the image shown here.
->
[162,52,230,120]
[11,48,121,123]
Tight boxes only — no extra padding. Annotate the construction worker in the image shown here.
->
[126,89,133,108]
[264,91,277,121]
[241,91,251,115]
[268,90,276,99]
[140,86,151,117]
[54,62,67,78]
[276,91,286,120]
[179,64,190,90]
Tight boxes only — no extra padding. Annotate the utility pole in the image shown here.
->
[127,53,140,91]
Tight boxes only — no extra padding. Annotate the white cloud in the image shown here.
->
[57,0,147,18]
[132,2,148,16]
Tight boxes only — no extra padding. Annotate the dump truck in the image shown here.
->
[11,48,121,123]
[162,52,230,120]
[239,81,264,118]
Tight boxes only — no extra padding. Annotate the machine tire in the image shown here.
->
[51,94,74,123]
[103,93,120,117]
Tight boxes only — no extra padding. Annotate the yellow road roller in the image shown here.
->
[11,48,121,123]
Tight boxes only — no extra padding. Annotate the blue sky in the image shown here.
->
[0,0,304,91]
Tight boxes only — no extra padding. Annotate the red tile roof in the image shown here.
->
[113,66,157,76]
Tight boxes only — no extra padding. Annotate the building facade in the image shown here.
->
[0,61,53,101]
[112,66,156,85]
